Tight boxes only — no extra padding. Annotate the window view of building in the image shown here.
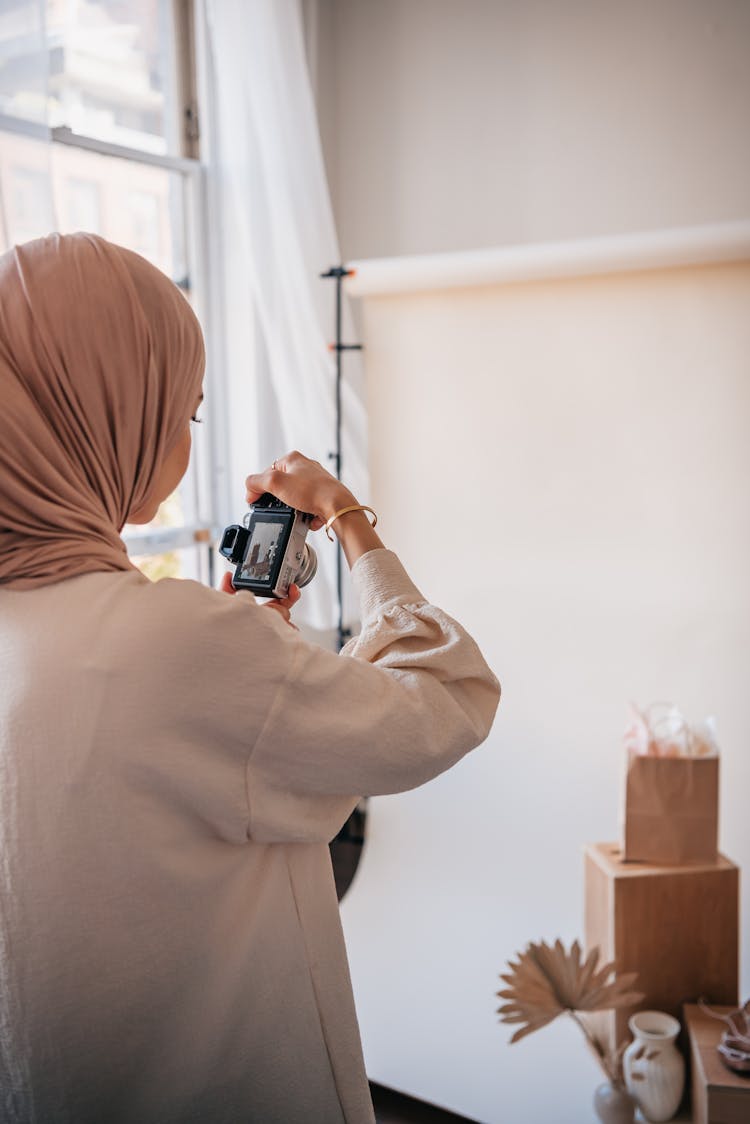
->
[0,0,179,152]
[0,132,180,275]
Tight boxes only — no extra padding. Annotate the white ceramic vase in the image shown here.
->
[623,1010,685,1122]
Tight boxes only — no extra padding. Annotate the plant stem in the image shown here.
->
[568,1011,619,1087]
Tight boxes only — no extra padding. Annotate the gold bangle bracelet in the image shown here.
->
[323,504,378,542]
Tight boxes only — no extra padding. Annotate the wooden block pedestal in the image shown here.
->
[584,843,739,1055]
[684,1003,750,1124]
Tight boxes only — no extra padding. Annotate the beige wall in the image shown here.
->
[307,4,750,1118]
[340,260,750,1121]
[312,0,750,260]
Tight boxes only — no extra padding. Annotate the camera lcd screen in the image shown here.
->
[239,515,289,587]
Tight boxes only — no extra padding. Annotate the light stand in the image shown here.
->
[319,265,362,653]
[320,265,366,900]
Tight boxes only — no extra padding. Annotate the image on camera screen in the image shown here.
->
[239,520,284,583]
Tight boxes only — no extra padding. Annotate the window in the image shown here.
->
[9,164,53,242]
[0,0,193,155]
[0,0,213,585]
[65,176,101,231]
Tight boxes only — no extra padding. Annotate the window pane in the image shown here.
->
[0,131,188,279]
[130,544,210,584]
[52,142,188,279]
[125,487,187,538]
[0,131,54,246]
[0,1,48,125]
[46,0,181,154]
[0,1,182,154]
[122,430,206,574]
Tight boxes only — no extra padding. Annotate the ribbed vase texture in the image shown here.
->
[623,1010,685,1122]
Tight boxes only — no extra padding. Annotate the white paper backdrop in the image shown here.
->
[340,259,750,1123]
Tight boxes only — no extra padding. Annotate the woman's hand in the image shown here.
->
[220,571,300,629]
[245,450,385,569]
[245,450,355,528]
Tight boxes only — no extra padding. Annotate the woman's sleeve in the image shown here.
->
[243,549,500,843]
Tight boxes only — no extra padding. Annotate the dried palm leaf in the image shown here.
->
[497,939,643,1042]
[497,939,644,1087]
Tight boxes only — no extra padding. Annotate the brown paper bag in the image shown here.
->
[623,751,719,864]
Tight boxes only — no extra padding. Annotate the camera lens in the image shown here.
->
[294,543,317,588]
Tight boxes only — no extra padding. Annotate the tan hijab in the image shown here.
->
[0,233,205,589]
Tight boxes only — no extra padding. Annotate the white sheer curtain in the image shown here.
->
[202,0,368,637]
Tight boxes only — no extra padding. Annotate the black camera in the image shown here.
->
[219,493,318,599]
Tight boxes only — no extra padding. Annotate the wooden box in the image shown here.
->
[685,1003,750,1124]
[584,843,738,1054]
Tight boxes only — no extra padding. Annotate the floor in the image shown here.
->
[370,1083,479,1123]
[342,823,477,1123]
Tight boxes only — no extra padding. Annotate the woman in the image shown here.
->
[0,233,499,1123]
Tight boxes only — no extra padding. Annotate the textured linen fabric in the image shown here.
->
[0,548,499,1124]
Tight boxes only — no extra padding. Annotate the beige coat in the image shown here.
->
[0,549,499,1123]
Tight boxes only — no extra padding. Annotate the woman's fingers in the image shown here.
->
[222,571,299,629]
[275,583,301,611]
[264,584,300,629]
[245,452,294,505]
[245,451,355,523]
[244,469,279,505]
